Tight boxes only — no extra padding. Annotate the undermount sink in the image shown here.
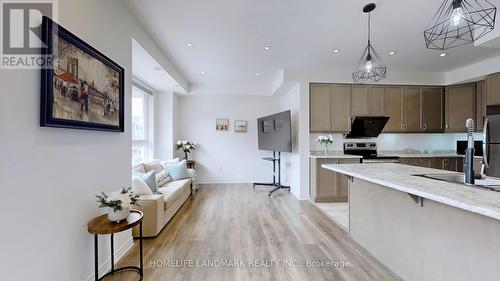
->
[413,173,500,192]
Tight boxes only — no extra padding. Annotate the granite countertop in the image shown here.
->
[322,163,500,221]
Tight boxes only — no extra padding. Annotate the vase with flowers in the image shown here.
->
[176,140,197,160]
[96,187,140,222]
[317,135,334,155]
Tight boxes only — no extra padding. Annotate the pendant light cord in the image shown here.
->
[368,12,371,45]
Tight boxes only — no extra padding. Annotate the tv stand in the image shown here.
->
[253,151,291,196]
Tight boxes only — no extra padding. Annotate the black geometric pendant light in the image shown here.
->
[424,0,497,50]
[352,3,387,83]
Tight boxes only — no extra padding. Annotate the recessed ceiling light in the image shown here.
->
[264,46,272,51]
[333,49,340,53]
[255,73,261,77]
[153,66,163,71]
[440,53,447,57]
[389,51,396,55]
[201,71,206,75]
[186,43,193,47]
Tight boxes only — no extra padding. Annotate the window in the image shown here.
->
[132,82,154,165]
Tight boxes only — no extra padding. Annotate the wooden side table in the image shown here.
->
[187,160,196,170]
[87,210,144,281]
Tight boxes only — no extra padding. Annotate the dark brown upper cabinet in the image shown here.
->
[445,83,476,133]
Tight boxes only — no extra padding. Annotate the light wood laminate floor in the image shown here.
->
[110,184,400,281]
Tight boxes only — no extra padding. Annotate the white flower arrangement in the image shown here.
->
[96,187,140,212]
[317,135,334,145]
[176,140,197,159]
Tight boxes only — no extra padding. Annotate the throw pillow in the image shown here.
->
[132,176,153,195]
[164,159,189,181]
[156,170,171,187]
[134,170,158,194]
[161,158,180,171]
[143,160,164,174]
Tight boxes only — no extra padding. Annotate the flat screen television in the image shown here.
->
[257,110,292,152]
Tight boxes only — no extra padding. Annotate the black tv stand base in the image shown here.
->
[253,182,290,196]
[252,151,290,196]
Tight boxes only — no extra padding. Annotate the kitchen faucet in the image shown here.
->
[465,118,475,185]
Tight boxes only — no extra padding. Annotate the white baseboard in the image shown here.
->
[85,237,134,281]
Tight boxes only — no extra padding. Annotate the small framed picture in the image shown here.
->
[216,119,229,131]
[263,119,274,133]
[234,120,248,133]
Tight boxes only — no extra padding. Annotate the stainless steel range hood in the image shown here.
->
[344,116,389,139]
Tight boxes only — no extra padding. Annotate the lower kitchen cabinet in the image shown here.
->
[310,157,361,202]
[400,157,460,171]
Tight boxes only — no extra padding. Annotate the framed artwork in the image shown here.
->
[263,119,274,133]
[216,119,229,131]
[40,16,125,132]
[234,120,247,133]
[275,119,284,131]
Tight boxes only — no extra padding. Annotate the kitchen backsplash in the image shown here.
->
[310,133,484,153]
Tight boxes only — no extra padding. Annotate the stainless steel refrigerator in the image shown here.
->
[483,105,500,177]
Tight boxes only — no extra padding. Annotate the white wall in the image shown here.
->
[0,1,177,281]
[176,95,280,183]
[155,90,176,160]
[445,54,500,85]
[278,83,301,198]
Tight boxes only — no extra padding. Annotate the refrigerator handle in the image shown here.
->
[483,118,489,168]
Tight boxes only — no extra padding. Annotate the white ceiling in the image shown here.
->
[125,0,500,95]
[132,39,180,92]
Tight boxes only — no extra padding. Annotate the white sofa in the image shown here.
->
[131,159,197,237]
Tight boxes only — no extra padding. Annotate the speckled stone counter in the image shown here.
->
[322,163,500,220]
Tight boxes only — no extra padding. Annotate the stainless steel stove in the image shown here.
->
[343,142,399,163]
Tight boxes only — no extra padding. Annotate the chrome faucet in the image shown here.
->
[465,118,475,185]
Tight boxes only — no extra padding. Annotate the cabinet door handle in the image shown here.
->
[423,123,427,130]
[445,123,449,129]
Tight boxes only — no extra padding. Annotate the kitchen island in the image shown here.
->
[322,163,500,281]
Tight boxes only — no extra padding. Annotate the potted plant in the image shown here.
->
[96,187,140,222]
[317,135,334,155]
[176,140,197,160]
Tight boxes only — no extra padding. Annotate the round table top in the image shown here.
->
[87,209,143,235]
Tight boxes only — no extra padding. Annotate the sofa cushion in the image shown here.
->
[143,160,164,174]
[164,159,189,180]
[132,164,146,173]
[132,176,154,195]
[161,158,180,171]
[157,178,191,210]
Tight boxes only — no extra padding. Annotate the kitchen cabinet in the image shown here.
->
[476,80,486,131]
[400,157,460,171]
[403,87,422,132]
[486,72,500,105]
[310,84,350,132]
[421,87,444,132]
[383,86,404,132]
[350,85,384,116]
[442,158,459,171]
[310,84,332,132]
[310,157,361,202]
[399,158,430,167]
[331,85,351,132]
[445,83,476,132]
